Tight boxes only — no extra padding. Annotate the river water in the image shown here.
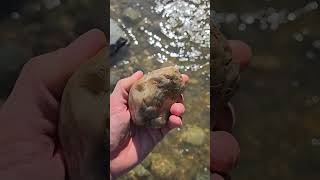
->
[0,0,319,179]
[111,0,211,179]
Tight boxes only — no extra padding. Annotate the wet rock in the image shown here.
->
[125,171,139,180]
[188,78,199,84]
[211,24,240,127]
[181,125,206,146]
[150,153,176,179]
[59,48,108,180]
[110,18,128,56]
[196,173,210,180]
[133,164,151,178]
[141,157,152,168]
[124,7,141,21]
[128,66,185,128]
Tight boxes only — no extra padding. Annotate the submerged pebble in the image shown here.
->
[181,125,206,146]
[150,153,177,178]
[124,7,142,21]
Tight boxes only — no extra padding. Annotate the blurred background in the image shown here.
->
[213,0,320,179]
[0,0,106,100]
[0,0,319,179]
[111,0,210,179]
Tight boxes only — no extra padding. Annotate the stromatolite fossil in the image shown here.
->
[59,48,108,180]
[128,66,185,128]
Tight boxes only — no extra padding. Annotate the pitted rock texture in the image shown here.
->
[59,48,108,180]
[128,66,185,128]
[211,24,240,128]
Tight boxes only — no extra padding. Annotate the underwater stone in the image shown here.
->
[150,153,176,179]
[133,164,151,178]
[124,7,141,21]
[110,18,128,56]
[181,125,206,146]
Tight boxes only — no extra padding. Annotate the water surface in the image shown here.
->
[111,0,210,179]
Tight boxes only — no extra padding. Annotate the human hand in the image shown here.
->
[0,29,106,179]
[110,70,189,179]
[211,40,252,179]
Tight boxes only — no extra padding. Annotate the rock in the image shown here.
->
[110,18,128,57]
[110,72,120,89]
[150,153,176,179]
[124,7,141,21]
[133,164,151,178]
[211,24,240,127]
[128,66,185,128]
[59,48,108,180]
[110,18,126,45]
[141,157,152,168]
[196,173,210,180]
[188,78,199,84]
[181,125,206,146]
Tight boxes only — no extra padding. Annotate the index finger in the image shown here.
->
[25,29,107,97]
[228,40,252,71]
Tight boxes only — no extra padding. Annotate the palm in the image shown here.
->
[110,71,187,178]
[110,107,171,176]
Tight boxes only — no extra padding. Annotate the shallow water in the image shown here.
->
[110,0,210,179]
[0,0,318,179]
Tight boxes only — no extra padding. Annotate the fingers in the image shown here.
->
[21,29,107,96]
[210,131,240,173]
[167,102,185,129]
[114,71,144,93]
[168,115,183,128]
[212,103,235,132]
[165,74,187,130]
[170,103,185,116]
[157,115,182,137]
[228,40,252,71]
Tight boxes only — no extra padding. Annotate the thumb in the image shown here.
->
[20,29,107,98]
[113,71,144,93]
[110,71,144,110]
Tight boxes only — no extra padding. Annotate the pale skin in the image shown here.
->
[0,29,251,180]
[110,70,189,178]
[110,40,251,179]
